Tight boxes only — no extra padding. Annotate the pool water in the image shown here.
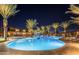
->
[6,35,65,51]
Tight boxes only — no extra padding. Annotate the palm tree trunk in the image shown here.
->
[28,29,33,36]
[47,28,51,35]
[64,28,66,37]
[48,31,49,35]
[55,29,57,35]
[64,28,66,33]
[3,27,7,39]
[3,18,7,40]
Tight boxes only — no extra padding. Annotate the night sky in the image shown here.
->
[0,4,79,30]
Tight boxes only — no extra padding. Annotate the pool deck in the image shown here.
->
[0,40,79,55]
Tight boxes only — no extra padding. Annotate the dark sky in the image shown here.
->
[0,4,78,30]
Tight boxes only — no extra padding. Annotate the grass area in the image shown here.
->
[0,37,5,42]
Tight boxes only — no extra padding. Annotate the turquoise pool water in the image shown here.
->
[6,35,65,51]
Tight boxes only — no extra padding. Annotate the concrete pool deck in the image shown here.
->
[0,41,79,55]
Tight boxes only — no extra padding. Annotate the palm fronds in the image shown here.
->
[60,21,70,32]
[66,4,79,14]
[26,19,38,29]
[0,4,19,19]
[52,22,59,34]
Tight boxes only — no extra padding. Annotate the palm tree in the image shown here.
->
[60,21,70,33]
[40,26,46,34]
[52,22,59,35]
[0,4,19,40]
[46,25,50,35]
[65,4,79,37]
[60,21,70,37]
[26,19,38,34]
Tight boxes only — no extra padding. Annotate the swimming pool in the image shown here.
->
[6,35,65,51]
